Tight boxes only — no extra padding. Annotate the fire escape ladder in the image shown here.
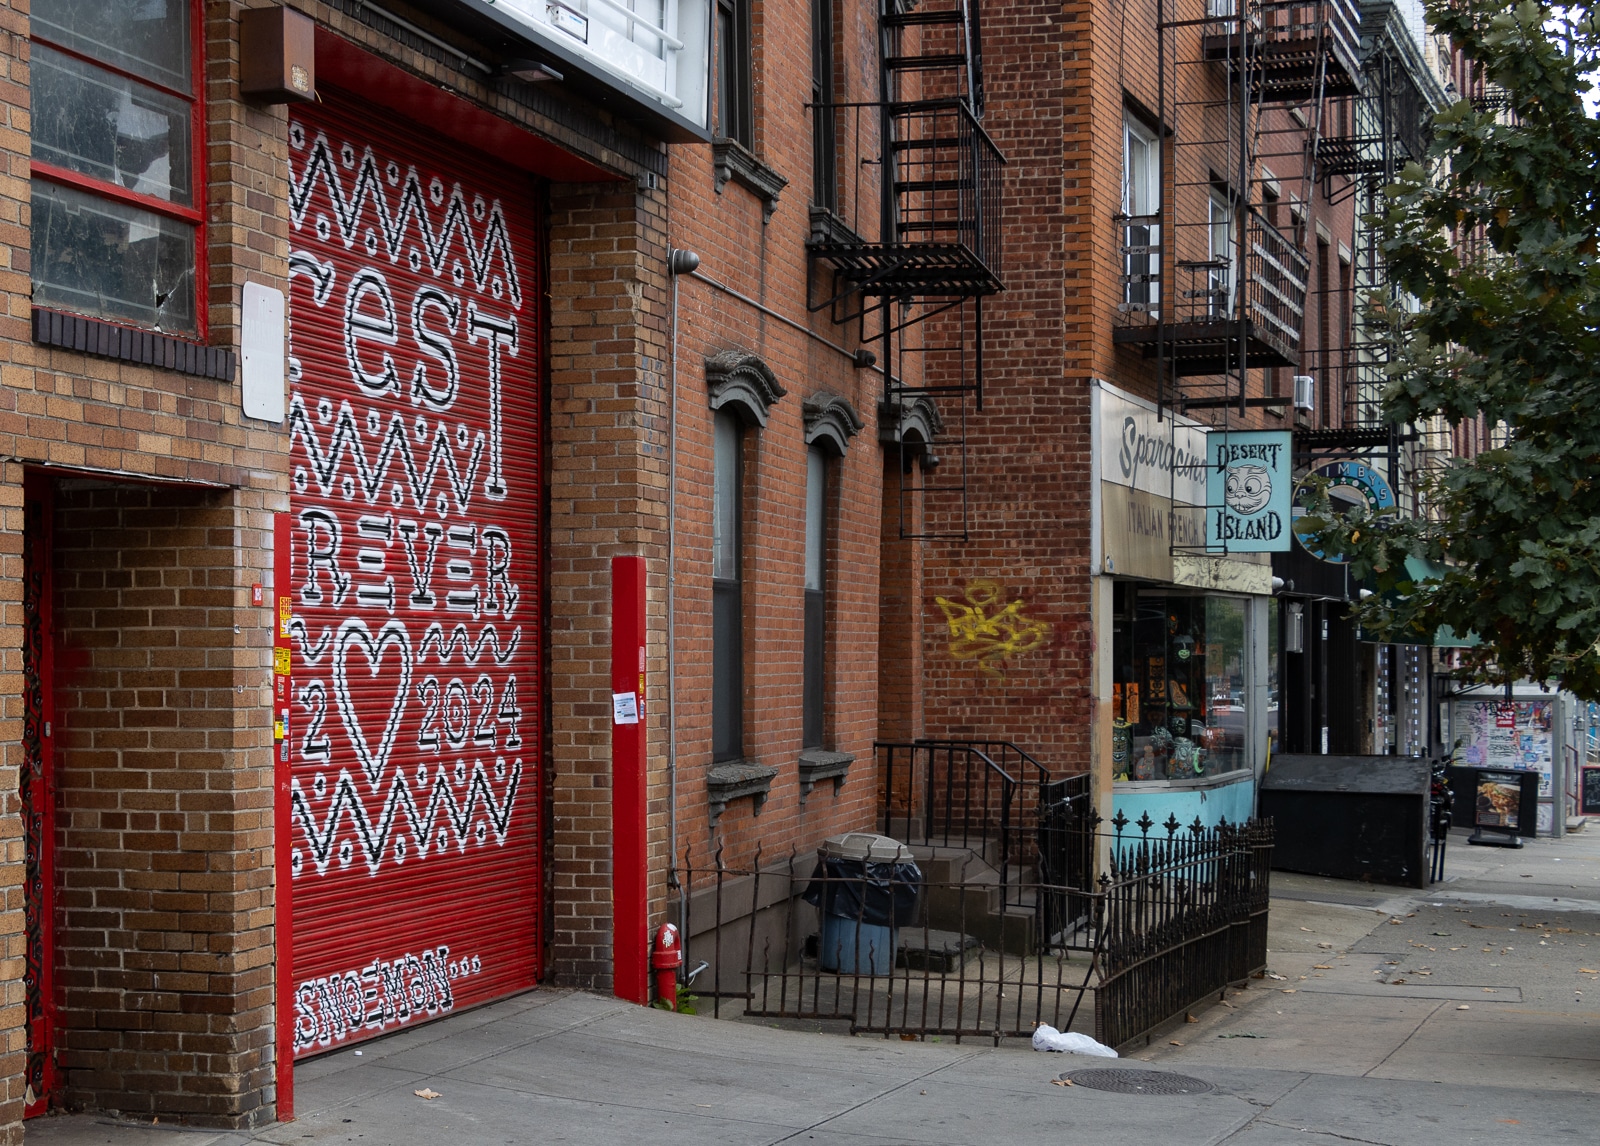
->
[808,0,1005,541]
[1119,0,1317,434]
[1298,1,1439,489]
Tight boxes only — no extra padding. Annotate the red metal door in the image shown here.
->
[284,89,543,1058]
[22,473,58,1114]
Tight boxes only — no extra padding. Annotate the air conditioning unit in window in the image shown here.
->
[1293,375,1315,412]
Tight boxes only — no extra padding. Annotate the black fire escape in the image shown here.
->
[809,0,1003,540]
[1300,0,1443,471]
[1117,0,1361,426]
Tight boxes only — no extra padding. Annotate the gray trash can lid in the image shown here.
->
[819,832,913,863]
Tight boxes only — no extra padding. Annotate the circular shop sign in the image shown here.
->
[1291,460,1395,563]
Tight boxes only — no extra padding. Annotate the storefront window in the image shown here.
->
[1267,601,1280,761]
[1112,587,1249,781]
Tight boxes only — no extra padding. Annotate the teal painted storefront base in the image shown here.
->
[1111,769,1255,834]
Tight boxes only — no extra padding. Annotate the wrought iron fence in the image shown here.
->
[1095,814,1274,1049]
[669,813,1273,1051]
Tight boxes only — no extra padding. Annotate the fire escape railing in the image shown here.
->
[1116,211,1308,355]
[1246,211,1311,354]
[807,0,1004,541]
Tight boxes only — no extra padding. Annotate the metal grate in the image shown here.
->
[1061,1069,1216,1096]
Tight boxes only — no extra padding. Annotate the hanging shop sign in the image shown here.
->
[1205,431,1291,552]
[1291,459,1395,563]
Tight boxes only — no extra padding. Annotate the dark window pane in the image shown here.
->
[803,588,824,748]
[32,181,196,331]
[33,45,192,206]
[716,3,734,138]
[811,0,836,209]
[33,0,192,94]
[713,412,741,580]
[713,580,743,761]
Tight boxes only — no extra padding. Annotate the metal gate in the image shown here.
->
[22,476,58,1114]
[284,89,544,1057]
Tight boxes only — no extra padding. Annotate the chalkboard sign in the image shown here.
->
[1582,767,1600,817]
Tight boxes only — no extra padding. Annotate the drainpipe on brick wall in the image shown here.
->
[666,246,700,956]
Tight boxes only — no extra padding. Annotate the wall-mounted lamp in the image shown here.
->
[669,249,700,276]
[1286,601,1305,654]
[506,58,563,83]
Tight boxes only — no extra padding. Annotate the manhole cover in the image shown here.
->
[1060,1068,1215,1095]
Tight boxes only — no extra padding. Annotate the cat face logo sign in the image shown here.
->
[1224,464,1272,515]
[1206,431,1291,552]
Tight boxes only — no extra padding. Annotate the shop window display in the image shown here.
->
[1112,586,1248,781]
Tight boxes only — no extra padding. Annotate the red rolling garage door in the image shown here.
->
[284,89,543,1057]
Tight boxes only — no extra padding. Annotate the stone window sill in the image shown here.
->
[708,760,778,823]
[712,138,788,220]
[797,748,854,803]
[807,206,864,247]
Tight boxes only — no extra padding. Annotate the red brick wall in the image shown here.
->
[916,0,1090,772]
[544,183,671,990]
[49,483,275,1125]
[662,0,906,878]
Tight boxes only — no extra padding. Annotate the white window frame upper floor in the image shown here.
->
[1122,110,1161,315]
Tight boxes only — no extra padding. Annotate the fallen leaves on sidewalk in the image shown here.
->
[1579,968,1599,974]
[414,1088,442,1101]
[1051,1078,1074,1087]
[1313,964,1332,970]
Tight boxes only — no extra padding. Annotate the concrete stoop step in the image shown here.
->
[899,928,984,972]
[907,843,1037,956]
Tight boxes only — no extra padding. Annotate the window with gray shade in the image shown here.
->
[716,0,753,148]
[811,0,837,211]
[803,446,827,748]
[713,411,744,761]
[30,0,199,332]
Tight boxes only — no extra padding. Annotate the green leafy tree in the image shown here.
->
[1301,0,1600,699]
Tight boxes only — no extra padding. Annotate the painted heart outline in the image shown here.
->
[333,618,414,787]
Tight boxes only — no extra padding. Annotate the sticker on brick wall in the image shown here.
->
[285,93,543,1057]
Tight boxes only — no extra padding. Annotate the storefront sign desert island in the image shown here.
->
[1205,431,1291,552]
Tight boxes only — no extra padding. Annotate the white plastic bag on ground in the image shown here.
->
[1031,1024,1118,1057]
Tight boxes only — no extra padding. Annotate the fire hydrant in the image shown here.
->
[651,923,683,1010]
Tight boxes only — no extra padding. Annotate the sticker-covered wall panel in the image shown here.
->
[285,89,543,1057]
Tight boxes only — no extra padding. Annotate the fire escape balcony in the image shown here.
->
[1114,209,1309,377]
[1202,0,1365,104]
[809,98,1004,301]
[1314,3,1436,177]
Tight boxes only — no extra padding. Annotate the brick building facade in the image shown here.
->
[0,0,939,1132]
[0,0,1447,1136]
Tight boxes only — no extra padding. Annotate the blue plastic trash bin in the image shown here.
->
[806,832,920,974]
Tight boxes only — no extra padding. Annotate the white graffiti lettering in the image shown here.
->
[293,944,470,1051]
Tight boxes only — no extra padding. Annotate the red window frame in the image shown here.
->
[29,0,209,338]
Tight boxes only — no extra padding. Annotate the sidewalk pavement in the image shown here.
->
[27,825,1600,1146]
